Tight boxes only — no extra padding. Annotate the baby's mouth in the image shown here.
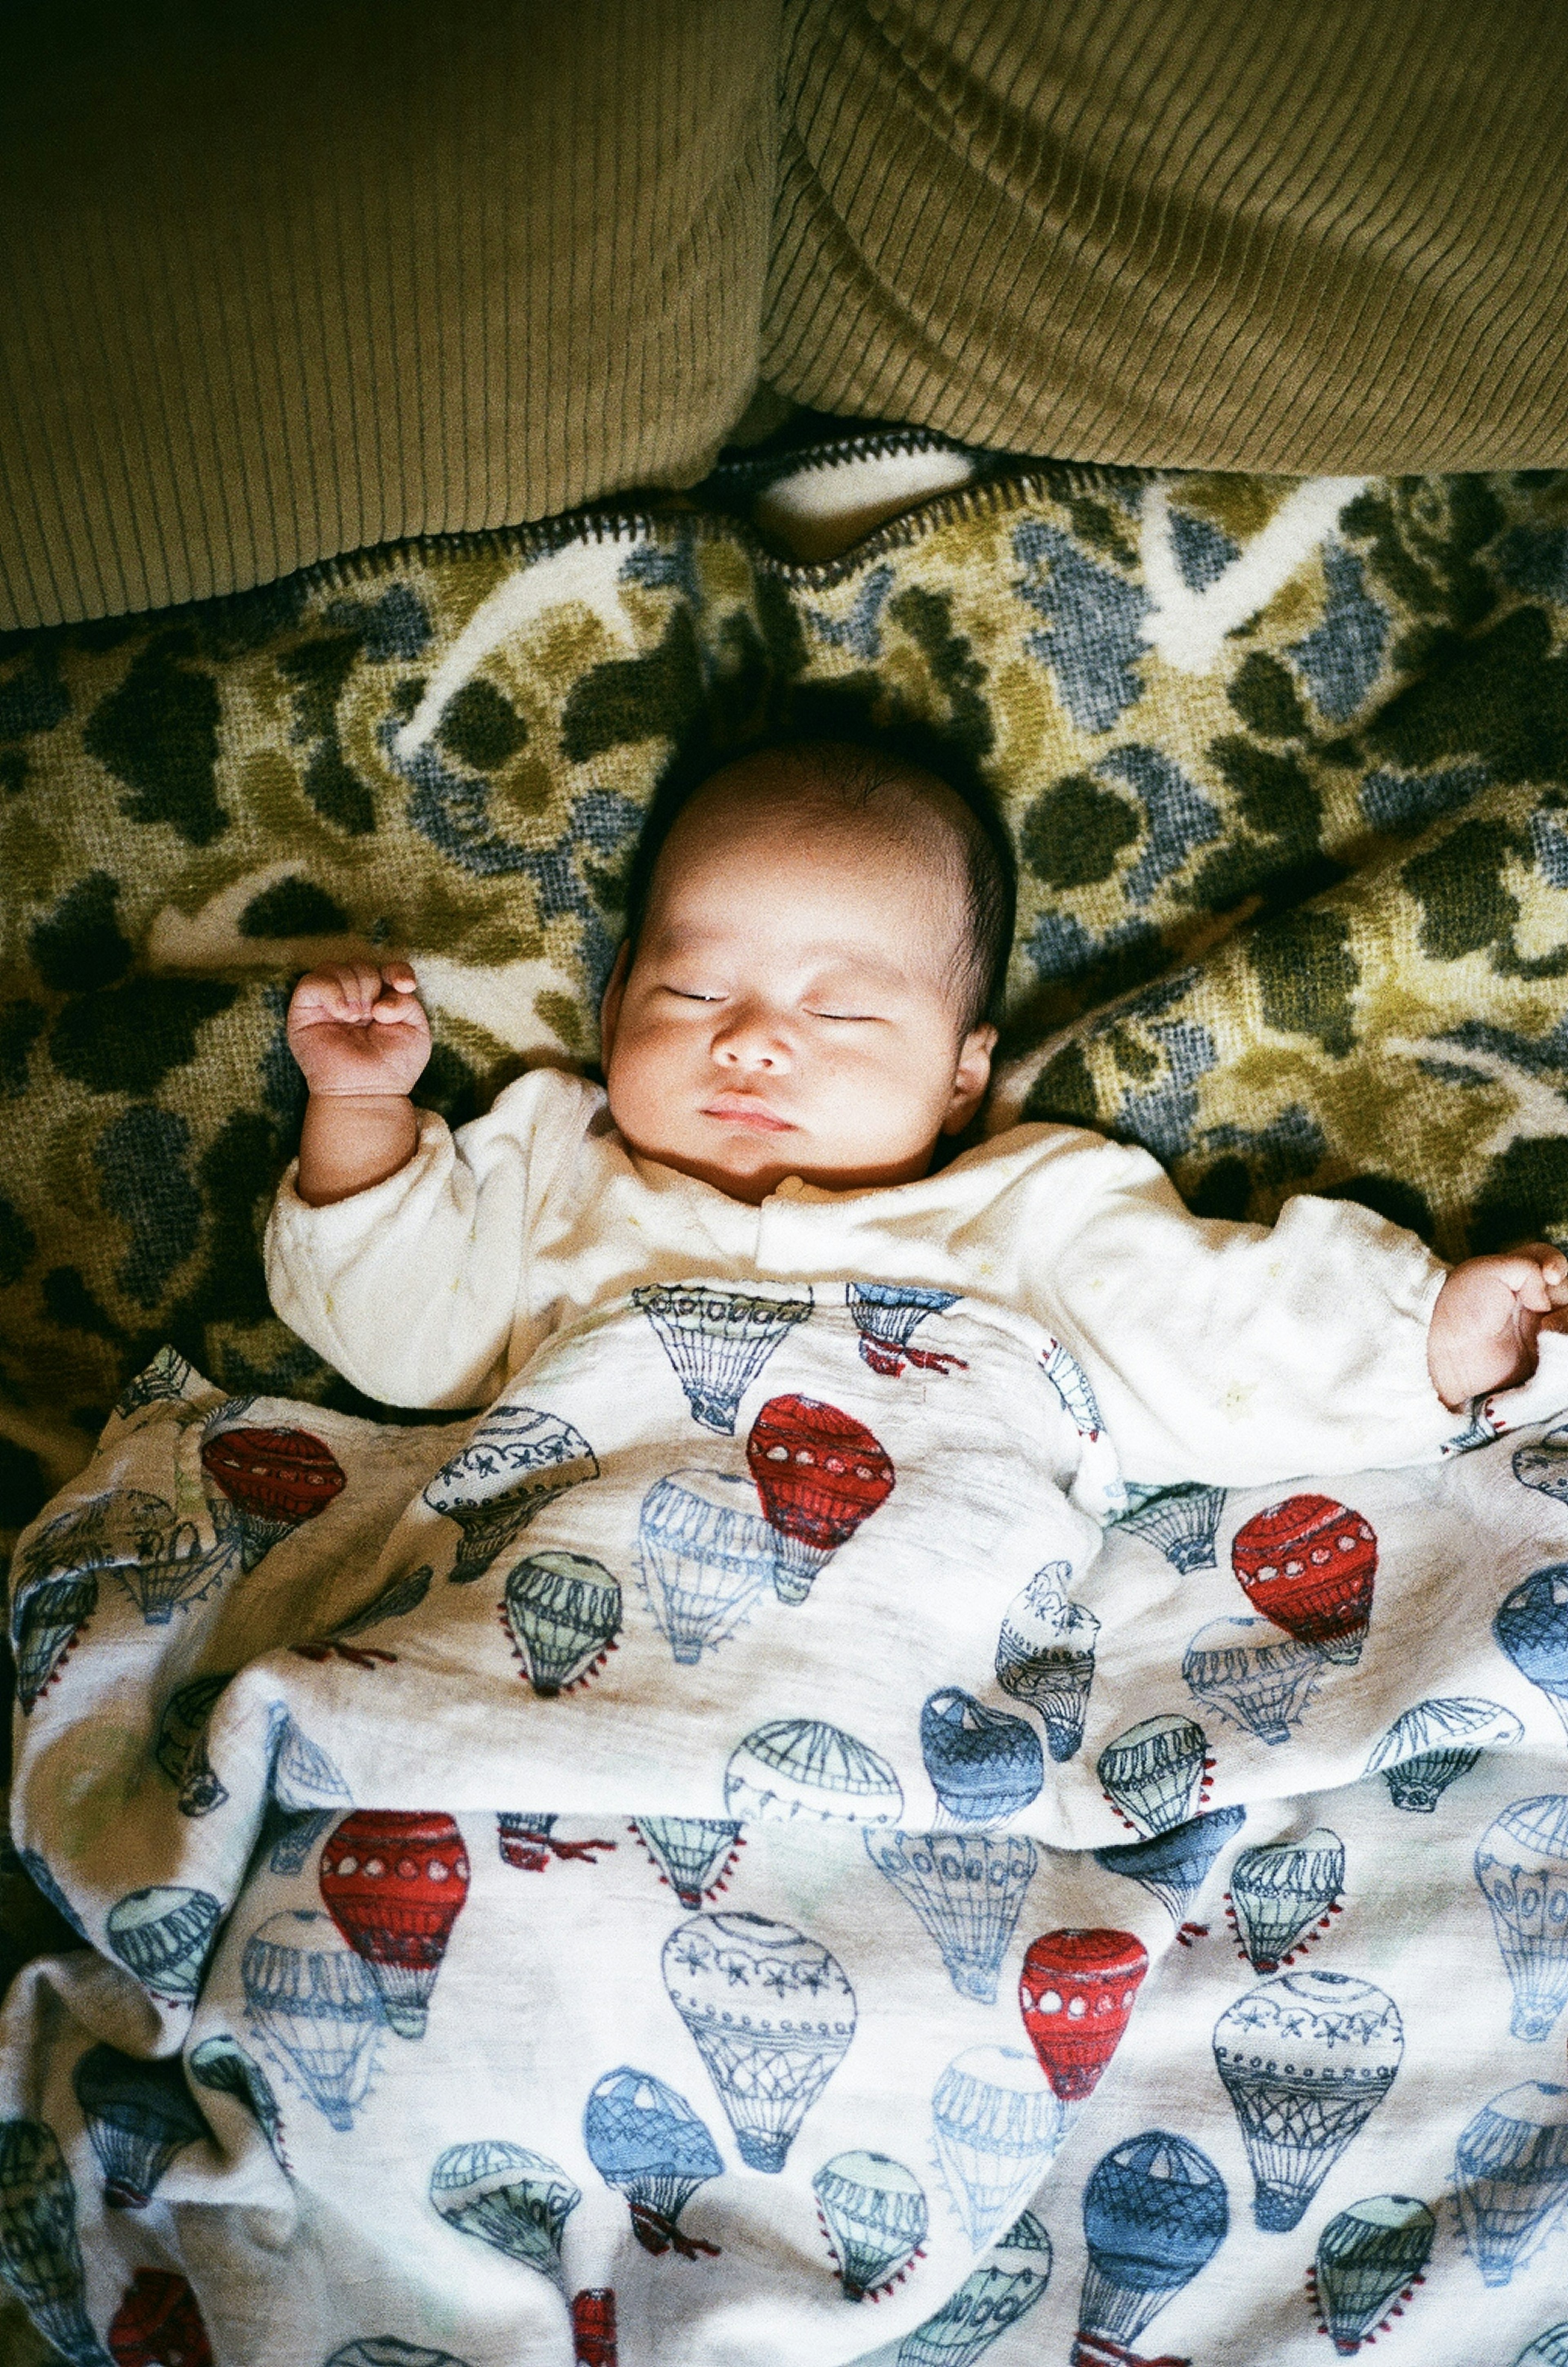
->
[701,1096,793,1132]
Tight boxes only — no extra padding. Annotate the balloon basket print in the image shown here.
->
[1304,2194,1435,2357]
[497,1812,617,1870]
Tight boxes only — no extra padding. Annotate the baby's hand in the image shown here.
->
[1427,1243,1568,1409]
[286,961,432,1099]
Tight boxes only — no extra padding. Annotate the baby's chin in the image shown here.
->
[613,1112,937,1203]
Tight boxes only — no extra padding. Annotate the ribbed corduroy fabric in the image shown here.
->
[0,1,778,631]
[762,0,1568,474]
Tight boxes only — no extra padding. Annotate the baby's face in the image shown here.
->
[600,769,996,1204]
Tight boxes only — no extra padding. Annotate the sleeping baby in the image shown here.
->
[267,734,1568,1474]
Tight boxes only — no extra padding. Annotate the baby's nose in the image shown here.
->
[712,1005,790,1067]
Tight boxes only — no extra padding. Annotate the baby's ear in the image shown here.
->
[942,1022,996,1132]
[599,942,631,1059]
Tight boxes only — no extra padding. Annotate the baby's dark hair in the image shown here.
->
[620,729,1017,1032]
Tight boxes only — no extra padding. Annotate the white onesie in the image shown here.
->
[264,1065,1459,1486]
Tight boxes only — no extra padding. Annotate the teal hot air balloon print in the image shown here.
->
[1098,1713,1210,1836]
[188,2034,288,2169]
[429,2139,580,2283]
[846,1283,965,1377]
[71,2044,209,2210]
[501,1550,622,1695]
[929,2046,1061,2248]
[106,1885,223,2003]
[725,1718,903,1825]
[1474,1794,1568,2043]
[1094,1805,1245,1932]
[154,1671,235,1816]
[994,1565,1098,1762]
[1312,2193,1435,2356]
[242,1909,384,2131]
[11,1566,97,1712]
[864,1828,1037,2004]
[1077,2128,1228,2361]
[583,2066,722,2257]
[1494,1567,1568,1740]
[1118,1483,1227,1573]
[1226,1829,1345,1973]
[0,2118,109,2367]
[424,1404,599,1583]
[633,1819,744,1909]
[661,1912,855,2172]
[1454,2082,1568,2286]
[890,2208,1052,2365]
[1214,1970,1403,2231]
[637,1468,777,1663]
[813,2151,928,2299]
[921,1692,1043,1823]
[1182,1616,1327,1747]
[1366,1695,1525,1812]
[633,1282,812,1431]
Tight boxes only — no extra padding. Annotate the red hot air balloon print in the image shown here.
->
[1019,1929,1149,2101]
[108,2269,213,2367]
[200,1427,346,1569]
[745,1395,893,1604]
[319,1810,470,2039]
[1231,1494,1377,1665]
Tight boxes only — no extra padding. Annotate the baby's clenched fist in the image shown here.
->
[1427,1241,1568,1409]
[286,961,432,1100]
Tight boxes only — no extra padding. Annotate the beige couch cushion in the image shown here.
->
[762,0,1568,473]
[0,0,779,629]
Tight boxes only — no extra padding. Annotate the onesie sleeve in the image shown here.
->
[263,1069,601,1409]
[1025,1142,1457,1485]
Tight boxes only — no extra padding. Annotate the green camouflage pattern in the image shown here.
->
[4,452,1568,1553]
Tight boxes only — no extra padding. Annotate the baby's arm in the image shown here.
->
[288,961,431,1205]
[1427,1244,1568,1406]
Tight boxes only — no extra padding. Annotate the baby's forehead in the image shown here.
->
[664,755,969,880]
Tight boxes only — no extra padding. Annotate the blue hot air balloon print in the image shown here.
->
[327,1563,432,1646]
[1513,1426,1568,1501]
[1225,1829,1345,1973]
[262,1706,352,1874]
[725,1718,903,1825]
[994,1565,1098,1761]
[1494,1567,1568,1740]
[429,2140,580,2284]
[633,1818,744,1909]
[1312,2193,1435,2356]
[1214,1970,1403,2231]
[1366,1695,1524,1811]
[1095,1805,1245,1932]
[583,2066,722,2257]
[1118,1482,1227,1573]
[154,1671,234,1817]
[243,1909,384,2131]
[16,1849,89,1943]
[1098,1713,1209,1835]
[71,2044,209,2211]
[662,1913,855,2172]
[1474,1794,1568,2043]
[921,1692,1043,1823]
[864,1828,1037,2004]
[502,1550,622,1695]
[106,1885,222,2003]
[889,2208,1053,2365]
[846,1284,966,1378]
[637,1469,777,1663]
[929,2046,1061,2248]
[423,1404,599,1583]
[814,2151,928,2300]
[633,1282,812,1431]
[11,1567,97,1712]
[1039,1337,1102,1437]
[1076,2128,1227,2361]
[1454,2082,1568,2286]
[188,2034,288,2169]
[0,2118,109,2367]
[1182,1616,1326,1747]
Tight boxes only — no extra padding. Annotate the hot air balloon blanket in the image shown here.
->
[6,1309,1568,2367]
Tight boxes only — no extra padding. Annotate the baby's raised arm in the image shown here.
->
[287,961,432,1206]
